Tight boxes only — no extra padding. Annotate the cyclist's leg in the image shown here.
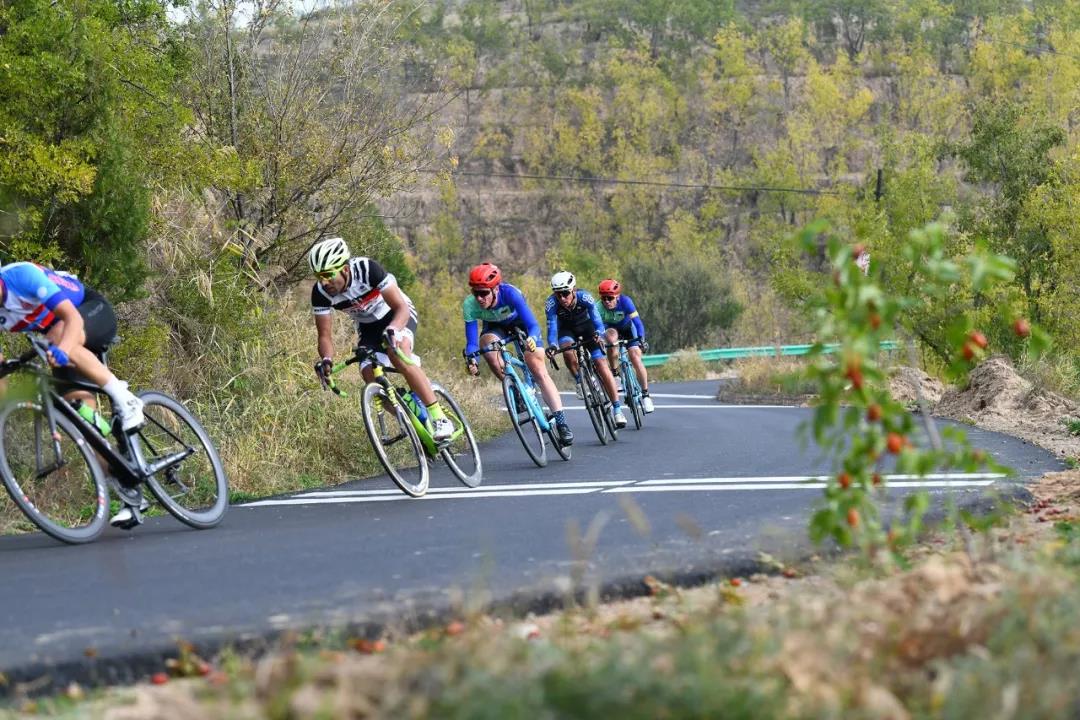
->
[525,346,562,411]
[585,336,619,404]
[479,323,508,379]
[604,327,619,373]
[560,335,580,377]
[628,341,649,393]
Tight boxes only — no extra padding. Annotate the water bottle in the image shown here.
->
[72,400,112,437]
[411,392,429,423]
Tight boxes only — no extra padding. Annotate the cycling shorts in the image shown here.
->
[558,319,604,361]
[52,288,119,389]
[356,312,419,370]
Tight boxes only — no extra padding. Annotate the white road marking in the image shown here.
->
[558,392,716,399]
[243,473,1010,508]
[561,404,798,410]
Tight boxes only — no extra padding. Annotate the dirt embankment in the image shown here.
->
[890,355,1080,460]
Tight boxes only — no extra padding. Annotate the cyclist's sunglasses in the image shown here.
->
[555,290,573,298]
[600,295,618,301]
[316,268,341,280]
[472,288,492,298]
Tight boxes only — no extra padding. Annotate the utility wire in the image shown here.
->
[424,169,841,195]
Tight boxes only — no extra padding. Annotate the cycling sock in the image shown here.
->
[426,402,446,421]
[613,401,622,412]
[553,410,567,425]
[642,389,650,396]
[572,373,581,383]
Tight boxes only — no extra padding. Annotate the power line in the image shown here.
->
[426,169,839,195]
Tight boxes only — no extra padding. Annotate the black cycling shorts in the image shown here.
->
[51,287,118,388]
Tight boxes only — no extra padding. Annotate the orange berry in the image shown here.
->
[729,577,743,587]
[866,404,882,422]
[968,330,988,349]
[846,508,860,527]
[1013,317,1031,338]
[961,341,976,361]
[150,672,169,685]
[837,472,852,489]
[445,620,465,636]
[869,312,882,330]
[872,472,883,486]
[886,433,904,454]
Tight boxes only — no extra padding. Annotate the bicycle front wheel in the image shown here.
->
[0,401,107,544]
[433,384,482,487]
[624,365,643,430]
[137,392,229,529]
[503,374,546,467]
[579,366,609,445]
[361,383,429,497]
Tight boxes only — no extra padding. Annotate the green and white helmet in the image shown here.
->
[308,237,350,275]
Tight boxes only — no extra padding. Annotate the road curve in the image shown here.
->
[0,381,1062,690]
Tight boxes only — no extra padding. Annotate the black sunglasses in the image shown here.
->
[600,295,617,301]
[555,290,572,298]
[472,289,492,298]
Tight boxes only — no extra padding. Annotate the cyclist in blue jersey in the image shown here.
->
[462,263,573,446]
[543,271,626,429]
[0,261,148,526]
[598,278,654,414]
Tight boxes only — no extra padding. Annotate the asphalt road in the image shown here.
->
[0,381,1063,689]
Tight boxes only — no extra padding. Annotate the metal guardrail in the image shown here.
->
[641,341,900,368]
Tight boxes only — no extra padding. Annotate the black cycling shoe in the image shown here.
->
[556,423,574,446]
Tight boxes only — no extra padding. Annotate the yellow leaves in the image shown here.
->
[435,125,455,150]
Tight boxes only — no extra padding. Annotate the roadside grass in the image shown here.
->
[16,476,1080,719]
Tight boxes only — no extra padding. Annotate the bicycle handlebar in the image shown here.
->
[0,338,53,380]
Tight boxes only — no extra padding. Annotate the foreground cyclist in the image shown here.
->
[544,271,627,429]
[597,278,654,414]
[308,237,453,442]
[0,261,148,526]
[462,263,573,446]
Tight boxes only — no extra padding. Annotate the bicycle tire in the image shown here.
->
[432,384,483,487]
[136,391,229,529]
[503,374,547,467]
[578,362,609,445]
[545,420,572,461]
[624,363,643,430]
[0,400,108,544]
[361,383,429,497]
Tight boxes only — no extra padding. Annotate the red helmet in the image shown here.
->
[469,262,502,289]
[598,278,621,296]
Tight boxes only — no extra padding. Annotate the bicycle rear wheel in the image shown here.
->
[361,383,428,497]
[503,374,546,467]
[433,384,482,487]
[0,401,107,544]
[579,365,609,445]
[623,364,643,430]
[135,392,229,529]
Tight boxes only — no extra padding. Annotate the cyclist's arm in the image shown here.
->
[505,285,543,346]
[581,291,605,336]
[623,296,645,340]
[544,296,559,347]
[381,281,412,333]
[49,299,86,356]
[463,306,481,356]
[314,313,334,360]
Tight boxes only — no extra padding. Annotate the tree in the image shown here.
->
[0,0,188,299]
[179,0,449,286]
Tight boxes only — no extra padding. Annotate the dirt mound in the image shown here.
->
[934,355,1080,459]
[889,367,946,409]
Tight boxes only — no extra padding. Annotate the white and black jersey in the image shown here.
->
[311,257,414,329]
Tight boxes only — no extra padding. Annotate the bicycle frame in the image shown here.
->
[616,340,644,400]
[1,343,193,487]
[480,333,554,434]
[326,346,460,458]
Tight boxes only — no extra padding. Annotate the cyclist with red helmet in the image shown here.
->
[598,278,654,413]
[463,263,574,446]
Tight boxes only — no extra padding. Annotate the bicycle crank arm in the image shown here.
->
[142,446,195,476]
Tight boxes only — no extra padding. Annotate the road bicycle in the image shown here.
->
[562,339,619,445]
[615,339,646,430]
[469,327,571,468]
[326,344,482,497]
[0,338,229,544]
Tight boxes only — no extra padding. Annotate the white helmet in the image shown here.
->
[308,237,350,275]
[550,271,576,292]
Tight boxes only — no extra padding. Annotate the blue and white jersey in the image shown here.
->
[0,262,85,333]
[462,283,542,355]
[544,289,605,346]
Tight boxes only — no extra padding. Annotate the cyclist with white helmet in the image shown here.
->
[308,237,453,442]
[598,278,654,413]
[544,271,627,429]
[462,263,574,446]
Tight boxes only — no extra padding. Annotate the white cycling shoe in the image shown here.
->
[116,395,145,431]
[432,417,454,442]
[642,395,655,413]
[613,409,627,429]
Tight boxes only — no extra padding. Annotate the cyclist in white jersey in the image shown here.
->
[308,237,453,441]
